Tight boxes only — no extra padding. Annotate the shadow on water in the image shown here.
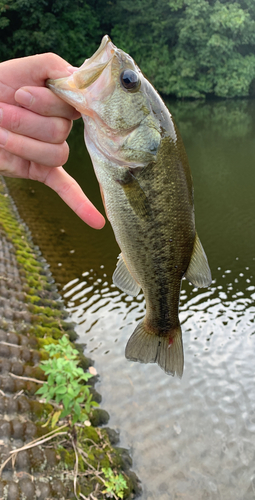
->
[6,98,255,500]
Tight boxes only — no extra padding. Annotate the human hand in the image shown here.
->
[0,53,105,229]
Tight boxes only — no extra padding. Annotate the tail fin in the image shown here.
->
[125,321,184,378]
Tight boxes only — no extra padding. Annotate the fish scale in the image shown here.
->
[47,35,212,377]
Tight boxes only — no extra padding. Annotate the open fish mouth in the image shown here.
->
[46,35,116,106]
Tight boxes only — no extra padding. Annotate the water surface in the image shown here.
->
[6,98,255,499]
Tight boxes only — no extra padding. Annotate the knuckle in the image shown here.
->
[51,118,72,143]
[55,142,69,166]
[36,52,59,65]
[9,108,22,132]
[47,52,62,64]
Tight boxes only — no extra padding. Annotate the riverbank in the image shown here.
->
[0,177,141,499]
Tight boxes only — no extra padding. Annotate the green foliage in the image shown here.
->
[0,0,11,30]
[0,0,101,64]
[102,467,127,499]
[36,335,98,426]
[1,0,255,98]
[169,0,255,97]
[109,0,255,98]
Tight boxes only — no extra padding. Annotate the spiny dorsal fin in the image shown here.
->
[113,254,141,297]
[185,233,212,288]
[125,321,184,378]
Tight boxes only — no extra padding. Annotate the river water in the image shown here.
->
[6,98,255,500]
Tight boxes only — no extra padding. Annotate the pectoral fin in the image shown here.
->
[113,254,141,297]
[185,233,212,287]
[117,170,152,219]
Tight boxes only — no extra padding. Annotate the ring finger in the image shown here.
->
[0,128,69,167]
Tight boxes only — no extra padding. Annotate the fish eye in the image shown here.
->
[120,69,140,92]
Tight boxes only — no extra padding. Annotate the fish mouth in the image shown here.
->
[46,35,116,108]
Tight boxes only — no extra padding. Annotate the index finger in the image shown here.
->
[0,53,80,104]
[29,163,105,229]
[1,53,76,88]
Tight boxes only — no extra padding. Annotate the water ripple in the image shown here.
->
[63,264,255,499]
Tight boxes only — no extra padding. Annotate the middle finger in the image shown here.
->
[0,103,72,144]
[15,86,81,120]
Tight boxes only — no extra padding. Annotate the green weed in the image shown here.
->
[36,335,98,426]
[102,467,128,499]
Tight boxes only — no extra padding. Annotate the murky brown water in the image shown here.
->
[6,98,255,499]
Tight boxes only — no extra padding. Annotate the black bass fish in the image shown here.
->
[47,35,212,377]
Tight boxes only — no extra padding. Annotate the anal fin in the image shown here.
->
[125,321,184,378]
[113,253,141,297]
[185,233,212,288]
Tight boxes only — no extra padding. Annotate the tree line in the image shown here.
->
[1,0,255,99]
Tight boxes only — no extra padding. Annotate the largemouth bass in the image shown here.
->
[47,35,212,377]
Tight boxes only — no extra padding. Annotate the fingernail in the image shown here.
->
[0,128,8,146]
[15,89,34,107]
[0,108,3,125]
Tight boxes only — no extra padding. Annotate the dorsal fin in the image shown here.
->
[113,254,141,297]
[185,233,212,287]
